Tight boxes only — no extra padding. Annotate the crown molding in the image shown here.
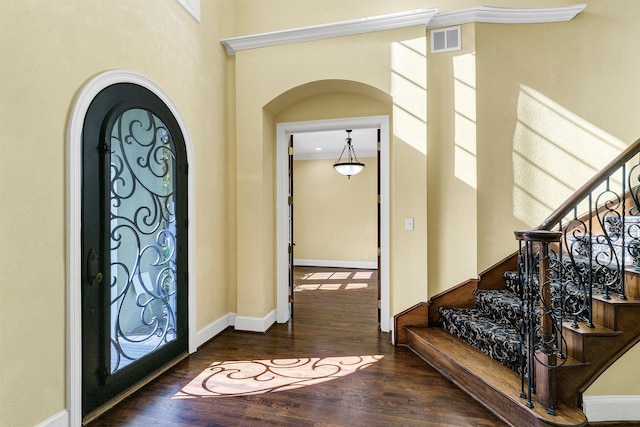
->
[220,4,586,56]
[176,0,200,22]
[428,4,586,29]
[220,8,438,56]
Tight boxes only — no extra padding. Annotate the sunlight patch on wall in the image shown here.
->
[453,53,477,189]
[391,38,426,154]
[513,85,626,226]
[174,355,383,398]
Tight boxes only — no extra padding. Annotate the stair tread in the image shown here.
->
[439,306,521,371]
[405,326,588,427]
[562,321,622,336]
[593,293,640,305]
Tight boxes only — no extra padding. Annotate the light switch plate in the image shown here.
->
[405,217,414,231]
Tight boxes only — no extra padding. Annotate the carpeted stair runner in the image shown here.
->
[438,255,621,373]
[439,271,523,372]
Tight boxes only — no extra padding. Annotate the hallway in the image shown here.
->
[88,267,506,426]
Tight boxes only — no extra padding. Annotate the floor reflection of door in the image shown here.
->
[81,83,188,418]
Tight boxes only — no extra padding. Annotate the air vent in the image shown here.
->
[431,26,461,53]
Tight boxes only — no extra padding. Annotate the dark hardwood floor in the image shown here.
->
[88,267,506,426]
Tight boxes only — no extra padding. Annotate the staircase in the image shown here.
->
[395,138,640,427]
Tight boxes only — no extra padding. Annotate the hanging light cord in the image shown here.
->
[335,135,360,164]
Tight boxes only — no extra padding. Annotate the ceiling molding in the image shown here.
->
[220,4,586,56]
[428,4,586,29]
[175,0,200,22]
[220,8,438,56]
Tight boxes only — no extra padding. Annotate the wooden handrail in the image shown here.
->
[537,136,640,231]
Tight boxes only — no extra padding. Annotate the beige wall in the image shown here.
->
[585,344,640,396]
[427,23,479,297]
[229,0,582,37]
[0,1,231,425]
[423,0,640,399]
[474,3,639,272]
[293,158,377,264]
[473,2,640,397]
[234,24,429,320]
[3,1,640,425]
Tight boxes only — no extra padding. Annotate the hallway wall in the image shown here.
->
[0,1,231,425]
[293,157,377,266]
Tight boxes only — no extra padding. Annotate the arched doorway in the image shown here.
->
[81,82,189,417]
[66,71,196,425]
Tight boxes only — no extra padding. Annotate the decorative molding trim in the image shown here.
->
[428,4,586,29]
[220,8,438,56]
[176,0,200,22]
[583,395,640,422]
[194,313,236,349]
[295,259,378,270]
[219,4,586,56]
[66,70,197,427]
[235,310,278,333]
[35,410,69,427]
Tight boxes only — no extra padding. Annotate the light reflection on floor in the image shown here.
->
[295,270,373,292]
[174,355,384,399]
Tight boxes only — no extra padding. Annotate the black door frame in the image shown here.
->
[67,71,196,427]
[80,82,189,418]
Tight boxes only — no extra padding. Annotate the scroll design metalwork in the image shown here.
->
[517,232,566,415]
[516,149,640,415]
[109,108,178,373]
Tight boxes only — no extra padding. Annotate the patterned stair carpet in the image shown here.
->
[439,271,523,372]
[438,258,619,373]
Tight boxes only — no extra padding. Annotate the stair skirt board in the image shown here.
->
[405,327,588,427]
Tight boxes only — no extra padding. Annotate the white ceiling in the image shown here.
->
[293,128,378,160]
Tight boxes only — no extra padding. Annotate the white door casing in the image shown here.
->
[275,115,391,332]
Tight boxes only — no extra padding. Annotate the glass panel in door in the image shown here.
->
[109,108,178,373]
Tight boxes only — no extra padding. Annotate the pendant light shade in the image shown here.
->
[333,129,365,179]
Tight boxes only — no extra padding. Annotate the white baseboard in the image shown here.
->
[235,309,277,333]
[194,312,237,350]
[583,395,640,422]
[294,259,377,269]
[36,409,69,427]
[192,309,280,348]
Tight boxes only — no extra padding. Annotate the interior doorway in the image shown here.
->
[290,129,379,321]
[276,116,390,333]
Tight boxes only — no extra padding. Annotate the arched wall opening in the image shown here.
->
[264,80,393,332]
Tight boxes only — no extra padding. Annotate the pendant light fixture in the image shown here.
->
[333,129,365,179]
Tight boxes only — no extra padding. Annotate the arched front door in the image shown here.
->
[81,83,189,417]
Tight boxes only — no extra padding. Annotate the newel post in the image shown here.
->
[515,229,562,415]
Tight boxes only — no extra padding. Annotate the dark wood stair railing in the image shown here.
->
[396,136,640,426]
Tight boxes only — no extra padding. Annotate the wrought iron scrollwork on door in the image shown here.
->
[108,108,178,374]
